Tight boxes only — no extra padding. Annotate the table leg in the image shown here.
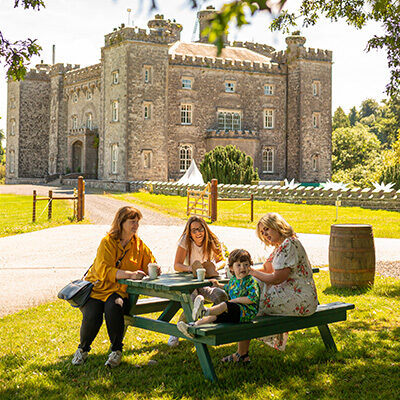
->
[158,301,181,322]
[181,297,217,382]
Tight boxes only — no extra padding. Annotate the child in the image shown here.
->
[177,249,260,338]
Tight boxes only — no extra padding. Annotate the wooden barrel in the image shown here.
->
[329,224,375,288]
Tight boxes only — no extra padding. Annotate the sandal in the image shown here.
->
[221,352,251,364]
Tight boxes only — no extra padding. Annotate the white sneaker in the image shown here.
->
[192,295,206,321]
[105,350,122,368]
[177,321,195,339]
[167,335,180,347]
[71,348,88,365]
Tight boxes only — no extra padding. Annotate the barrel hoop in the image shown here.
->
[330,234,373,239]
[329,247,375,252]
[329,267,375,273]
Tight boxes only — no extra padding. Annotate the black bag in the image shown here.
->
[57,279,94,308]
[58,250,128,308]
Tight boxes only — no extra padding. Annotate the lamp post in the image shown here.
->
[127,8,132,26]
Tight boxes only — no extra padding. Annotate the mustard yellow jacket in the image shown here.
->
[86,233,155,302]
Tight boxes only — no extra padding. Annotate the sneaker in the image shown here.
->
[177,321,195,339]
[167,335,180,347]
[105,350,122,368]
[192,295,206,321]
[71,348,88,365]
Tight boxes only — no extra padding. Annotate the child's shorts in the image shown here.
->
[215,301,241,323]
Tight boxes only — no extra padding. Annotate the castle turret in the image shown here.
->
[197,6,228,44]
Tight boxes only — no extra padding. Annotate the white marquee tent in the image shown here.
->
[177,159,205,185]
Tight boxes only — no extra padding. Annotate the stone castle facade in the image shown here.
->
[6,8,332,184]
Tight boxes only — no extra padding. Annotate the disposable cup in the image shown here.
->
[148,263,158,280]
[196,268,206,281]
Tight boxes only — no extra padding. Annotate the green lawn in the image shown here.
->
[0,271,399,399]
[0,194,84,237]
[111,192,400,238]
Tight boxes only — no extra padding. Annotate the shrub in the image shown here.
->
[200,145,259,184]
[0,163,5,184]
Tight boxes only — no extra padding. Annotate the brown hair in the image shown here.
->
[228,249,253,268]
[180,216,222,262]
[109,206,143,240]
[256,212,295,246]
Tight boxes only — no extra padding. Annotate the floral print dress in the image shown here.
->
[258,236,318,317]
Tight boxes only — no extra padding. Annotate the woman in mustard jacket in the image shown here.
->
[71,206,158,368]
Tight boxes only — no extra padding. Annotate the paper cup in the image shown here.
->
[148,263,158,280]
[196,268,206,281]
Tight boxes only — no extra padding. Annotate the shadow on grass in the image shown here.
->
[323,281,400,298]
[1,328,399,400]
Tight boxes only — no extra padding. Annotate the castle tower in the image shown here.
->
[6,64,51,181]
[197,6,228,44]
[285,34,332,182]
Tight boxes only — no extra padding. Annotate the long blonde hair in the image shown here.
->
[180,216,222,262]
[256,212,295,246]
[109,206,143,240]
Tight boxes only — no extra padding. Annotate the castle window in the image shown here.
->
[312,154,320,171]
[264,84,274,95]
[143,102,152,120]
[112,100,119,122]
[182,78,192,89]
[143,150,152,169]
[217,110,241,130]
[262,147,274,173]
[264,109,274,129]
[10,119,16,136]
[312,81,320,96]
[86,113,93,129]
[179,144,192,172]
[112,70,119,85]
[72,115,78,129]
[73,93,78,103]
[180,104,192,125]
[111,144,118,174]
[144,66,152,83]
[8,150,15,174]
[225,81,236,93]
[312,112,320,128]
[86,91,93,100]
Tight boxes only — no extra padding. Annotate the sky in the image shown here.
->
[0,0,391,141]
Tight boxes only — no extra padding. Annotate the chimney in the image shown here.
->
[52,45,55,64]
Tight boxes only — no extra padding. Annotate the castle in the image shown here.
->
[5,7,332,184]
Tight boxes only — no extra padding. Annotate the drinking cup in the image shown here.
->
[196,268,206,281]
[148,263,158,280]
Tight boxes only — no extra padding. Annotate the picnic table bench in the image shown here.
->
[120,271,355,381]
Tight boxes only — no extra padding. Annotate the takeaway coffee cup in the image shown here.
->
[148,263,158,280]
[196,268,206,281]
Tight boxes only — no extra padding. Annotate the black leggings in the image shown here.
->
[78,293,130,352]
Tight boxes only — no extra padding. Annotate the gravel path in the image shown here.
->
[1,183,399,318]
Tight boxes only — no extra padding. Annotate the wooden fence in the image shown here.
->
[32,176,85,222]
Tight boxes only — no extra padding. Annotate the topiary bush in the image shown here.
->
[199,145,259,184]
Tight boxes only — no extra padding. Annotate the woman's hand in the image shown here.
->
[134,270,147,280]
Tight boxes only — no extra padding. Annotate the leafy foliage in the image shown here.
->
[0,0,44,81]
[332,106,350,130]
[199,145,259,184]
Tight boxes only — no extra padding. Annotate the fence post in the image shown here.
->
[48,190,53,220]
[77,176,85,222]
[250,194,254,222]
[210,179,218,223]
[32,190,37,223]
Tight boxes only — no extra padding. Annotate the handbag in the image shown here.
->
[57,249,129,308]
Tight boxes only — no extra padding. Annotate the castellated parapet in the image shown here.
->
[64,63,101,86]
[232,41,275,58]
[169,53,283,74]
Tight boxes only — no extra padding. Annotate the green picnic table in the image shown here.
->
[119,272,354,382]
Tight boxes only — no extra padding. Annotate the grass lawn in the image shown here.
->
[0,194,84,237]
[1,271,399,400]
[110,192,400,238]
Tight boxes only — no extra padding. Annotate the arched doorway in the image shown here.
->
[72,140,83,172]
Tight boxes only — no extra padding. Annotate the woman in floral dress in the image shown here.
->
[224,212,318,363]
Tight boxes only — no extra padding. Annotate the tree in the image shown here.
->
[332,107,350,130]
[360,98,380,119]
[199,145,259,184]
[178,0,399,97]
[348,107,359,127]
[332,124,381,173]
[1,0,43,81]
